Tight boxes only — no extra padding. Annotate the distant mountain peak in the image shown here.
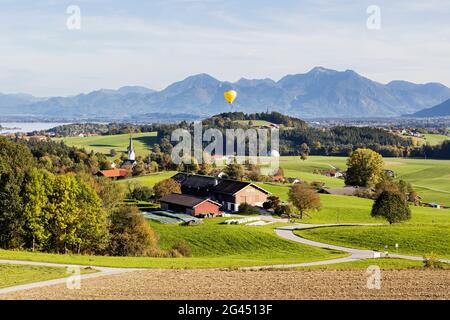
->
[308,66,338,74]
[411,98,450,118]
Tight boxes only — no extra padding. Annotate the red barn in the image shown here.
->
[96,169,128,179]
[159,193,221,217]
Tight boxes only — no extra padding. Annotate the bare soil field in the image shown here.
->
[2,268,449,300]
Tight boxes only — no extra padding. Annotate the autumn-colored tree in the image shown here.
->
[108,205,158,256]
[263,195,281,210]
[299,143,310,161]
[345,148,384,187]
[154,178,181,199]
[224,158,245,181]
[288,184,321,219]
[132,159,146,176]
[77,173,124,210]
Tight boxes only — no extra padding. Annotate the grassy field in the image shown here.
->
[297,258,440,270]
[55,132,158,159]
[117,171,177,188]
[0,264,95,288]
[276,156,450,205]
[418,134,450,146]
[295,203,450,259]
[0,218,347,269]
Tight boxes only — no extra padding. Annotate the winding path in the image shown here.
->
[0,259,141,295]
[243,221,450,270]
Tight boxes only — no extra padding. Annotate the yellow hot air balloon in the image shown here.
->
[224,90,237,104]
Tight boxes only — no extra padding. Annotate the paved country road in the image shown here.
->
[242,220,450,270]
[0,259,141,295]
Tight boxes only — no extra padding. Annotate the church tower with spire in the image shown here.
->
[127,132,136,161]
[121,130,137,168]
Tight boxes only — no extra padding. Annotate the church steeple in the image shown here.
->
[127,131,136,161]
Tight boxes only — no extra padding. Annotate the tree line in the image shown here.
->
[42,112,450,160]
[0,137,189,257]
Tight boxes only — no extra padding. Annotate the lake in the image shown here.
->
[0,122,71,134]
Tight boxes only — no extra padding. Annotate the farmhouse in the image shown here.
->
[159,193,221,217]
[323,169,343,178]
[171,173,270,212]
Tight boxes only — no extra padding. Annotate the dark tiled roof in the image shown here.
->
[171,173,218,189]
[212,179,251,194]
[159,193,219,208]
[171,173,270,196]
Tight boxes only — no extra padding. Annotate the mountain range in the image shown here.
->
[410,98,450,117]
[1,67,450,120]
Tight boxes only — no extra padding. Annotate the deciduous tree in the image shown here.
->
[345,148,384,187]
[371,191,411,224]
[154,179,181,199]
[288,184,321,219]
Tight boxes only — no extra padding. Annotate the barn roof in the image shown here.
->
[171,173,270,196]
[159,193,220,208]
[98,169,128,178]
[171,173,218,189]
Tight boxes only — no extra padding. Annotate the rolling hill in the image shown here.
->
[411,98,450,117]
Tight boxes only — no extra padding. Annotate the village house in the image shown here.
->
[323,169,344,178]
[171,173,270,212]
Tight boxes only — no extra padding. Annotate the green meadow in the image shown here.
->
[295,204,450,259]
[55,132,158,159]
[0,218,346,269]
[277,156,450,206]
[0,264,96,288]
[117,171,178,188]
[418,133,450,146]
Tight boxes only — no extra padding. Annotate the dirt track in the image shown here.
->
[2,268,449,300]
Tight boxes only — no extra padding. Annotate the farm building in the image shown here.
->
[171,173,270,212]
[97,168,128,179]
[159,193,221,217]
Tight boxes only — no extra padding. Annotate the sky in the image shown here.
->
[0,0,450,97]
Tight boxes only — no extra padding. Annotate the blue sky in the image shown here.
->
[0,0,449,96]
